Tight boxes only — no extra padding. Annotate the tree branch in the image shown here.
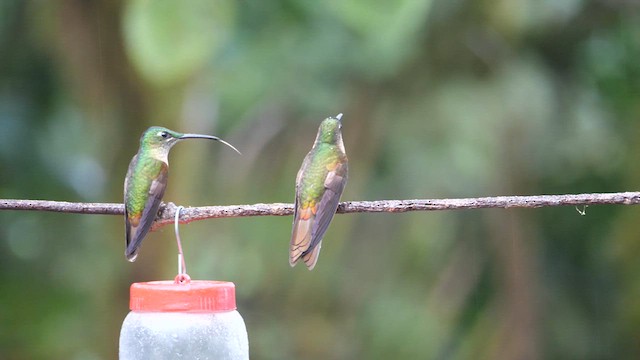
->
[1,192,639,229]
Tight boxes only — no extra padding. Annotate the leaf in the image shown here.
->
[123,0,234,86]
[328,0,434,78]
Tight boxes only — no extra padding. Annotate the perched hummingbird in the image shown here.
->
[290,114,348,270]
[124,126,240,262]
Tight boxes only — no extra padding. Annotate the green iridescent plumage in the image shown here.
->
[290,114,348,270]
[124,126,240,262]
[126,155,166,217]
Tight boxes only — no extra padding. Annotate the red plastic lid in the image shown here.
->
[129,279,237,312]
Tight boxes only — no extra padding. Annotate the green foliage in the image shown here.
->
[1,0,640,359]
[123,0,234,86]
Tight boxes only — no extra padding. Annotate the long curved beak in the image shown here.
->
[180,133,242,155]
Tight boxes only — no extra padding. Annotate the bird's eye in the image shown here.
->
[159,131,169,139]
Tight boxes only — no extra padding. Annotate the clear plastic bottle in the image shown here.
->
[119,278,249,360]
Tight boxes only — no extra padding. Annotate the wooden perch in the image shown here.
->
[1,192,639,230]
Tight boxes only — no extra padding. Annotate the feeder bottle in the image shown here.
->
[119,280,248,360]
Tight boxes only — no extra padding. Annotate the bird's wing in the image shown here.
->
[125,162,168,261]
[303,162,347,269]
[124,154,138,259]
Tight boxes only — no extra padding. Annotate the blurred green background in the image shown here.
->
[1,0,639,359]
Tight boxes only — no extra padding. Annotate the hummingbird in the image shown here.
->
[124,126,240,262]
[290,114,348,270]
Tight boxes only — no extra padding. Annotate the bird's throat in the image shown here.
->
[147,147,170,164]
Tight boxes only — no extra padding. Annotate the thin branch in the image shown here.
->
[0,200,124,215]
[1,192,639,229]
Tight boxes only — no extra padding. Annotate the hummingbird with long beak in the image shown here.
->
[124,126,240,262]
[290,114,348,270]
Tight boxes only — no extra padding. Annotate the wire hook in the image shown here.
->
[174,206,190,284]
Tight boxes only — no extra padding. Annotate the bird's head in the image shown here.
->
[316,113,344,145]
